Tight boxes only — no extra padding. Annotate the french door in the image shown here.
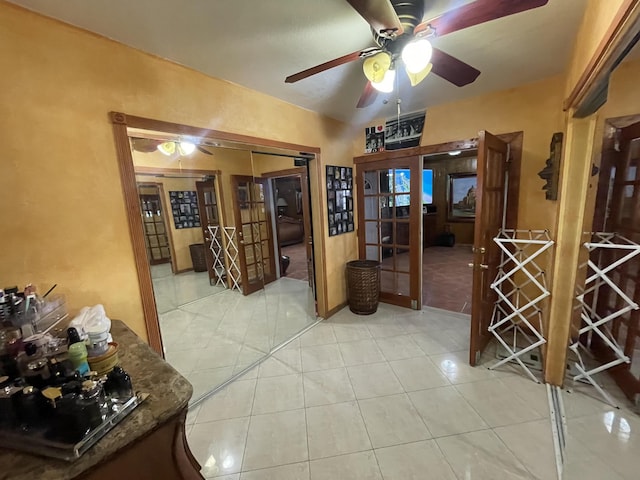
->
[356,157,422,309]
[231,175,277,295]
[195,177,222,285]
[469,131,510,365]
[591,119,640,401]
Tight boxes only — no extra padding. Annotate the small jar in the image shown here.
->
[67,342,90,376]
[53,393,91,443]
[15,385,45,429]
[78,380,106,429]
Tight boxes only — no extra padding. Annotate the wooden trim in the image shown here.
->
[544,117,598,386]
[353,138,478,163]
[135,166,222,176]
[497,132,523,229]
[260,167,306,178]
[111,121,164,355]
[312,153,328,319]
[155,183,179,275]
[563,0,640,111]
[174,267,193,275]
[111,112,320,154]
[111,112,326,347]
[324,301,348,319]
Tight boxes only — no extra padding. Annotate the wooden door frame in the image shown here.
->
[354,133,522,231]
[260,168,313,276]
[355,157,422,309]
[110,112,322,355]
[135,167,225,275]
[136,182,177,271]
[195,178,219,284]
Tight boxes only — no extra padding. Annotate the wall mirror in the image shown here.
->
[112,113,320,405]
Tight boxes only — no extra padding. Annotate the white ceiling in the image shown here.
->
[10,0,588,125]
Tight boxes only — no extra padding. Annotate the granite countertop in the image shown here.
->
[0,320,193,480]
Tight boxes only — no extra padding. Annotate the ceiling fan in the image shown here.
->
[130,137,214,156]
[285,0,549,108]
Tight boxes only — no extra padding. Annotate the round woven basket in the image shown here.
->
[346,260,381,315]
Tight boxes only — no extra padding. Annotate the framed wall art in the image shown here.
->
[169,190,201,229]
[447,173,477,221]
[326,165,354,236]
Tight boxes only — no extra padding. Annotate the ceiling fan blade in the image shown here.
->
[415,0,548,37]
[346,0,404,36]
[356,81,378,109]
[430,48,480,87]
[131,137,162,153]
[285,50,363,83]
[197,145,214,156]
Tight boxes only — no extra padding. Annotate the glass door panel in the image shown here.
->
[357,160,421,309]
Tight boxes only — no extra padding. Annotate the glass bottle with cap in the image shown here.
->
[17,342,51,388]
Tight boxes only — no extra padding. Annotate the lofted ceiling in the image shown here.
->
[9,0,588,125]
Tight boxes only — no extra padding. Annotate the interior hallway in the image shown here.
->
[184,303,639,479]
[153,264,317,402]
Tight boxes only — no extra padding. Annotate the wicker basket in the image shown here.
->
[346,260,381,315]
[189,243,207,272]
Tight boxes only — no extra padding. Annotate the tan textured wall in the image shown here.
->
[359,75,565,235]
[564,0,626,96]
[0,4,353,339]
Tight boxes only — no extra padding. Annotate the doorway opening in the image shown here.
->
[422,149,478,315]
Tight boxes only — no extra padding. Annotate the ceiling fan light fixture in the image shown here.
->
[371,67,395,93]
[178,141,196,156]
[363,51,391,83]
[401,38,432,74]
[406,62,432,86]
[157,141,176,156]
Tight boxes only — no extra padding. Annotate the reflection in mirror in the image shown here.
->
[127,129,318,405]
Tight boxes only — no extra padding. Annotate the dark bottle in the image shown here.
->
[15,385,45,429]
[67,327,82,345]
[17,343,51,389]
[105,366,133,400]
[0,384,20,428]
[51,393,91,443]
[79,380,106,429]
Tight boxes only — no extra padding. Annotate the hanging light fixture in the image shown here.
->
[177,141,196,155]
[363,51,391,83]
[157,141,176,156]
[406,62,432,87]
[157,140,197,156]
[401,38,433,74]
[371,66,396,93]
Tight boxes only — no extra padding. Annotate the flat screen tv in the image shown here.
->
[389,169,433,206]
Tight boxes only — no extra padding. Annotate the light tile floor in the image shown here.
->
[152,265,317,403]
[186,303,640,479]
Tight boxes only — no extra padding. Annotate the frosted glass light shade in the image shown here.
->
[157,142,176,156]
[371,68,395,93]
[363,51,391,83]
[178,141,196,155]
[401,39,432,74]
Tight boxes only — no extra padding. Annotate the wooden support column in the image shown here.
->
[544,115,598,386]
